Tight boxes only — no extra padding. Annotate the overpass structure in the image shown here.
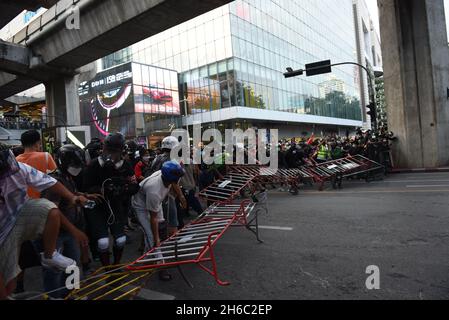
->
[378,0,449,168]
[0,0,232,124]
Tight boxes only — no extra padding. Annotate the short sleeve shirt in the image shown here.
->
[0,162,57,246]
[16,151,57,198]
[132,171,171,222]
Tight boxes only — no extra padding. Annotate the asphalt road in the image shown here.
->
[24,172,449,300]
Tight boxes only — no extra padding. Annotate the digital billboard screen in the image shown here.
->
[132,63,181,115]
[79,62,181,139]
[79,63,135,138]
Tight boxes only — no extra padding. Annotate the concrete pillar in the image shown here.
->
[378,0,449,168]
[45,75,80,127]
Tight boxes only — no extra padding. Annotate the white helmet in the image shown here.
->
[161,136,179,150]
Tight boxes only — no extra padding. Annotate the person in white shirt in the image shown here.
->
[0,143,90,300]
[132,161,185,281]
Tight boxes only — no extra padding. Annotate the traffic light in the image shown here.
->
[181,83,188,98]
[284,68,304,78]
[366,103,376,119]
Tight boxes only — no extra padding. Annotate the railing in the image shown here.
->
[0,120,47,130]
[11,0,84,44]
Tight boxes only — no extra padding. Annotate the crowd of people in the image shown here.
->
[0,130,207,299]
[0,117,45,130]
[277,127,395,171]
[0,126,395,299]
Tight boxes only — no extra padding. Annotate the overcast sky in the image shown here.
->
[365,0,449,38]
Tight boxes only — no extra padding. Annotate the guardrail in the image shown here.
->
[11,0,85,44]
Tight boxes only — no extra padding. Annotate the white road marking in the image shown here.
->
[406,185,449,188]
[348,179,449,184]
[389,180,449,183]
[258,226,293,231]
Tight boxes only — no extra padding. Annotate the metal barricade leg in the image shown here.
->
[197,232,231,286]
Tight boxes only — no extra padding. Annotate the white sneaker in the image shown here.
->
[40,251,76,271]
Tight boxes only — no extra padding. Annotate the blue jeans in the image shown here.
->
[134,207,155,253]
[34,233,80,298]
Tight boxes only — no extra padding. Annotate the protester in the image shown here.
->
[82,133,139,268]
[148,136,187,237]
[0,143,89,300]
[39,144,98,298]
[134,148,152,183]
[178,160,203,228]
[16,130,58,198]
[132,160,185,281]
[14,130,58,293]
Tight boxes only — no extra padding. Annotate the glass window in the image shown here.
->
[132,63,142,85]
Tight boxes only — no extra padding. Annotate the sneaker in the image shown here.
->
[40,251,76,271]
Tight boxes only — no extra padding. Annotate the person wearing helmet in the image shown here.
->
[124,140,139,169]
[84,138,103,165]
[147,136,187,237]
[82,133,140,268]
[132,160,184,281]
[0,143,90,300]
[148,136,179,174]
[39,145,99,298]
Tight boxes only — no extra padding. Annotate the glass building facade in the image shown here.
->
[99,0,363,137]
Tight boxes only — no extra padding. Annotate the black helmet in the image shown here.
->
[137,145,148,158]
[124,140,138,156]
[56,144,85,173]
[104,133,125,153]
[85,138,103,160]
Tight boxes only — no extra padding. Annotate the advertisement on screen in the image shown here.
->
[132,63,181,115]
[79,62,181,138]
[79,63,135,138]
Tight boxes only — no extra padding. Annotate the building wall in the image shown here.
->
[353,0,383,129]
[227,0,362,121]
[98,0,363,129]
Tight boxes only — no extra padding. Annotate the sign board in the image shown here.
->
[306,60,332,77]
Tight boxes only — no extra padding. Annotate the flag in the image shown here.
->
[307,134,315,145]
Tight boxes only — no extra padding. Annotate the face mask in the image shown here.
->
[99,154,123,169]
[143,156,151,162]
[67,166,82,177]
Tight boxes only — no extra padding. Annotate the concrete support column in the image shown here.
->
[45,75,80,127]
[378,0,449,168]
